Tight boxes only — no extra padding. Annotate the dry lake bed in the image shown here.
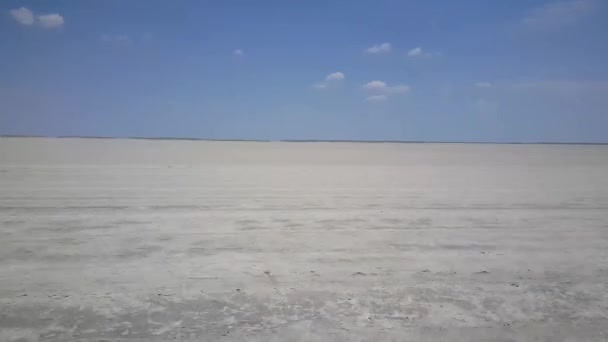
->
[1,137,608,341]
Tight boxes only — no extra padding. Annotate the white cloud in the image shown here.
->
[233,49,243,56]
[326,72,345,81]
[365,43,392,54]
[475,82,493,88]
[366,95,388,102]
[37,14,64,28]
[363,80,387,91]
[10,7,34,25]
[363,80,410,95]
[522,0,598,31]
[407,48,441,59]
[408,47,423,57]
[314,72,345,89]
[10,8,64,29]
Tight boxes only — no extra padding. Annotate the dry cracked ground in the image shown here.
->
[1,138,608,341]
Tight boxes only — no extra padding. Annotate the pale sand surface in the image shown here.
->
[1,137,608,341]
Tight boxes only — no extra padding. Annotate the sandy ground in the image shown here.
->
[1,137,608,341]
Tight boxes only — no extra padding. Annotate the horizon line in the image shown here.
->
[1,134,607,145]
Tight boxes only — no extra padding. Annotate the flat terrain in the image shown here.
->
[1,138,608,341]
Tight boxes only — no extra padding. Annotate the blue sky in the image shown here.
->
[1,0,607,142]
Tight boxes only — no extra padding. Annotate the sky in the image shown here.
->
[1,0,607,142]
